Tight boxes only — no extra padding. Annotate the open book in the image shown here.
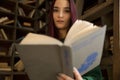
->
[16,19,106,80]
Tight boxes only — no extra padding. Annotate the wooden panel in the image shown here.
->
[80,0,113,21]
[75,0,84,17]
[113,0,120,80]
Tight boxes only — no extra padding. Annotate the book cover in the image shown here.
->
[16,19,106,80]
[16,45,73,80]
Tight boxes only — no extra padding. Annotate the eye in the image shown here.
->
[53,8,58,12]
[64,7,70,13]
[64,9,70,13]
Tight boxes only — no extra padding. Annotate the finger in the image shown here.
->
[57,75,64,80]
[58,73,74,80]
[73,67,83,80]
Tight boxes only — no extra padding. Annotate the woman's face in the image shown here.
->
[53,0,71,30]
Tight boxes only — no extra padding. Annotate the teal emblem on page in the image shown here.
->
[78,52,98,73]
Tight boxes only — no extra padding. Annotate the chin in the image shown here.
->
[56,25,65,29]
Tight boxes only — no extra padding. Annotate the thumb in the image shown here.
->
[73,67,83,80]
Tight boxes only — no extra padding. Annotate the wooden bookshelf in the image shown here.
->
[76,0,120,80]
[0,0,39,80]
[1,0,119,80]
[113,0,120,80]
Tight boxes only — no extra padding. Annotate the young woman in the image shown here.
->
[47,0,103,80]
[48,0,77,41]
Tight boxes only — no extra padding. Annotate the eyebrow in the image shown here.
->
[53,6,70,9]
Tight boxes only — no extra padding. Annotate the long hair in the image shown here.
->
[48,0,77,38]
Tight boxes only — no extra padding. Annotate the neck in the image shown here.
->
[58,29,68,39]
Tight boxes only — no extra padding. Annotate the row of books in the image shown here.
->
[18,7,35,18]
[0,20,47,41]
[0,0,46,18]
[0,62,11,72]
[0,43,14,56]
[0,44,24,72]
[0,11,46,27]
[19,0,36,4]
[0,15,45,27]
[0,21,33,41]
[0,20,46,40]
[0,16,33,27]
[18,7,47,19]
[19,0,46,6]
[0,60,24,72]
[0,76,11,80]
[0,6,35,18]
[0,16,14,25]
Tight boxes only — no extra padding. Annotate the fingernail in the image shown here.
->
[73,67,77,71]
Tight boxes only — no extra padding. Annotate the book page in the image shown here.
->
[65,25,100,45]
[65,25,106,75]
[65,19,93,42]
[20,33,63,45]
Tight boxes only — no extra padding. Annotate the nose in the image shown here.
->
[58,11,63,18]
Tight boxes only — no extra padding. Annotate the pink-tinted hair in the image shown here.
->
[48,0,77,38]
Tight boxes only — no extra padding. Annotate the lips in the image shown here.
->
[56,20,64,23]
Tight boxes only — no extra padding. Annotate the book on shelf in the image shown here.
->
[0,30,4,40]
[0,7,11,13]
[0,62,8,68]
[14,60,24,71]
[39,0,45,6]
[19,0,36,5]
[0,16,14,25]
[16,19,106,80]
[0,66,11,72]
[5,76,11,80]
[109,35,113,52]
[28,9,35,18]
[0,51,6,56]
[0,29,8,40]
[2,19,14,25]
[39,20,46,29]
[0,17,9,23]
[23,22,31,27]
[18,7,26,16]
[17,21,34,31]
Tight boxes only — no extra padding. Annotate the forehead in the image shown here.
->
[54,0,69,7]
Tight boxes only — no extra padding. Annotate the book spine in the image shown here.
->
[60,46,73,78]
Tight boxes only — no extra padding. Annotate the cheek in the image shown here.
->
[65,15,71,23]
